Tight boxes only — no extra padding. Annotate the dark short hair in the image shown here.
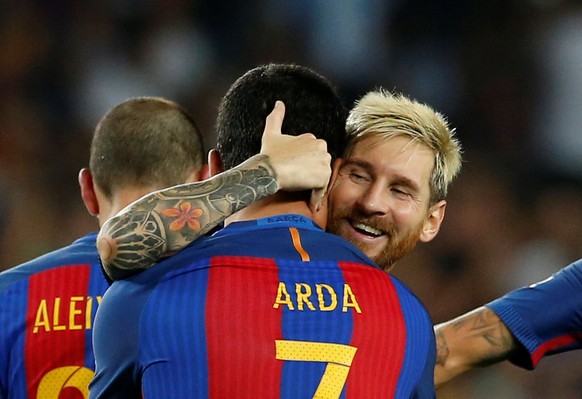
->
[90,97,205,198]
[215,64,347,169]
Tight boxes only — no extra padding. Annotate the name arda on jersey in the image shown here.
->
[273,282,362,313]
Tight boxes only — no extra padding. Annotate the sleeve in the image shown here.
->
[486,259,582,369]
[89,281,145,399]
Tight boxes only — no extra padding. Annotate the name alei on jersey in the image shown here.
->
[32,296,102,333]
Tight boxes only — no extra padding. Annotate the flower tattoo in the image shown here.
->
[160,202,204,231]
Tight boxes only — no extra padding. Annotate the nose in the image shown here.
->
[355,183,389,215]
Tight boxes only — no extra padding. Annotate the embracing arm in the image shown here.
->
[434,306,518,389]
[97,101,331,280]
[97,154,280,280]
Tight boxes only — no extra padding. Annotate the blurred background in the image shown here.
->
[1,0,581,397]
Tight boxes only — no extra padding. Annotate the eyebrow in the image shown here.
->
[343,157,421,192]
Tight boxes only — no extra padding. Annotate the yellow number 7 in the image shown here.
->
[275,340,358,399]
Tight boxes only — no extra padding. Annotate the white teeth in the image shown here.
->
[354,223,382,236]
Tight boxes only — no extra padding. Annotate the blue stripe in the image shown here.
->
[392,279,435,397]
[0,278,29,398]
[278,259,353,399]
[85,265,109,369]
[140,260,210,398]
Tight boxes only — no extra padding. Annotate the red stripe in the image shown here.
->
[340,262,406,398]
[531,333,582,367]
[205,256,283,397]
[25,265,91,397]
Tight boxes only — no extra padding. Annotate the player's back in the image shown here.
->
[91,215,435,399]
[0,232,109,399]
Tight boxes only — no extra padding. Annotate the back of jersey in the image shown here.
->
[91,217,435,398]
[0,233,109,399]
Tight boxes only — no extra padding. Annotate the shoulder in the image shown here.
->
[0,233,99,294]
[389,275,433,326]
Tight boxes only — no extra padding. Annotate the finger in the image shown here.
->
[263,100,285,139]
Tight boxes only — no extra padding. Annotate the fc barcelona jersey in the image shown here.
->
[487,259,582,369]
[0,233,109,399]
[90,215,435,399]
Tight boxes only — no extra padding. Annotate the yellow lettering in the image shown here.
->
[86,296,102,329]
[316,284,337,311]
[33,300,50,333]
[52,298,66,331]
[69,296,84,330]
[273,282,294,310]
[342,284,362,313]
[295,283,316,311]
[85,297,93,329]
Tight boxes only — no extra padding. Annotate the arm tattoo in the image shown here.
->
[99,155,279,280]
[435,328,449,367]
[438,307,516,369]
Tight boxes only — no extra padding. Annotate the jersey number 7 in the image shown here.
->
[275,340,358,399]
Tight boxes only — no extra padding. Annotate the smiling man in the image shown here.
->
[97,90,462,279]
[327,90,461,272]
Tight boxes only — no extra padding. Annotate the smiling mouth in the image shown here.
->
[352,222,384,238]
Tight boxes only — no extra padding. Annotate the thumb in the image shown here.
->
[263,101,285,141]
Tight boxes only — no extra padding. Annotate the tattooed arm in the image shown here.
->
[97,155,280,280]
[97,101,331,280]
[434,306,518,389]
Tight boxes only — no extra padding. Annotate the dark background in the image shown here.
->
[1,1,581,397]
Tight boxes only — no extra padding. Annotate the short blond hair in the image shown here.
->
[346,89,462,202]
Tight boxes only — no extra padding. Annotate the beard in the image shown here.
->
[327,207,424,272]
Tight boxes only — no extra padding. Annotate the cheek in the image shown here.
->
[389,202,422,223]
[329,181,358,210]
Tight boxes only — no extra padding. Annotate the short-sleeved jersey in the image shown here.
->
[487,259,582,369]
[0,233,109,399]
[90,215,436,399]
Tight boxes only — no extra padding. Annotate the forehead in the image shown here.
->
[346,135,435,184]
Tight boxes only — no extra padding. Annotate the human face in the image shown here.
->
[327,135,445,271]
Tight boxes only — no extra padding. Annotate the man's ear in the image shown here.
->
[327,158,344,193]
[78,168,99,216]
[197,164,210,181]
[419,200,447,243]
[327,158,343,192]
[208,149,224,177]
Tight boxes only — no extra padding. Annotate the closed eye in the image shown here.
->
[350,172,370,183]
[391,187,412,198]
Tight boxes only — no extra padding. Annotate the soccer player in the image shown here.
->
[0,97,207,399]
[89,64,438,398]
[434,258,582,388]
[0,95,333,399]
[98,90,462,280]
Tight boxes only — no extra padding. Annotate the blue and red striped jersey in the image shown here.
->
[90,215,436,399]
[487,259,582,369]
[0,233,109,399]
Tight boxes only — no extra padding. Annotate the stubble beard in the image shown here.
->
[328,208,423,272]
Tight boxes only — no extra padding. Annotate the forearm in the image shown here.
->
[434,306,517,389]
[97,154,279,280]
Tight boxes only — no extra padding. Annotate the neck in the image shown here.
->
[225,193,320,227]
[98,187,157,226]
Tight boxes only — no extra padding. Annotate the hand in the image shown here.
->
[260,101,332,210]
